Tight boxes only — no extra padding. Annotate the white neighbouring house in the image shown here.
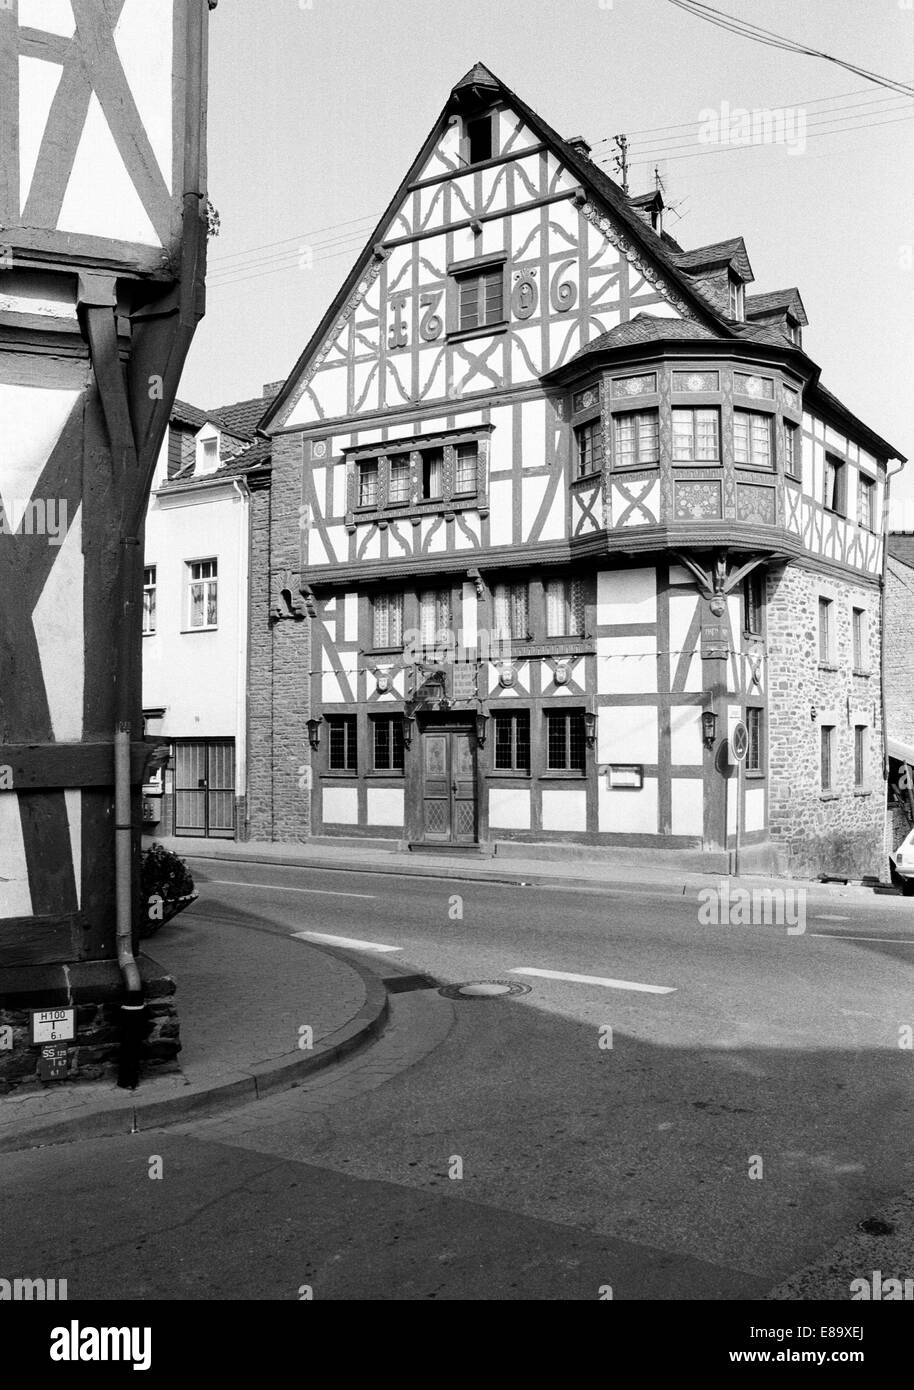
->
[141,391,274,839]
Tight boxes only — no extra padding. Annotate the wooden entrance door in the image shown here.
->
[420,726,477,845]
[174,741,236,839]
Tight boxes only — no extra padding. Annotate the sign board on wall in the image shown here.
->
[29,1009,76,1045]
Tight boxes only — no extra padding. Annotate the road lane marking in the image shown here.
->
[292,931,402,953]
[208,880,375,900]
[809,933,914,944]
[509,967,676,994]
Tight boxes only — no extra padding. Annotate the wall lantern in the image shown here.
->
[475,710,489,747]
[584,710,597,747]
[306,717,323,751]
[701,710,718,747]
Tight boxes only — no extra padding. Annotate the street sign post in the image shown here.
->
[731,721,748,877]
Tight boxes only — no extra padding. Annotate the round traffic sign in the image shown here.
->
[731,721,749,762]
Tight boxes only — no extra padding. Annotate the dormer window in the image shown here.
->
[728,276,745,320]
[466,113,493,164]
[786,317,802,347]
[195,428,221,475]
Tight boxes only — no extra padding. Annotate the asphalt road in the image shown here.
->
[4,864,914,1300]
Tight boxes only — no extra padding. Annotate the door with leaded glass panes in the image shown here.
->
[420,723,476,844]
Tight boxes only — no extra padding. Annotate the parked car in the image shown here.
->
[891,828,914,896]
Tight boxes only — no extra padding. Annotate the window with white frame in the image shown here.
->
[734,410,773,468]
[187,559,218,629]
[824,455,846,515]
[784,421,800,478]
[614,410,659,468]
[728,276,745,320]
[544,577,585,637]
[575,419,604,477]
[372,592,403,648]
[454,441,478,494]
[358,459,378,507]
[142,566,156,635]
[672,407,720,462]
[388,454,411,504]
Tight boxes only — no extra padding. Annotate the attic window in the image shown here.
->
[728,276,745,321]
[202,438,218,463]
[786,317,802,346]
[466,114,493,164]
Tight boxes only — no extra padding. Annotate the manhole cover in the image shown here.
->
[438,980,532,1000]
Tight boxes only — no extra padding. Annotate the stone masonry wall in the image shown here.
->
[885,555,914,745]
[244,438,312,844]
[766,561,885,880]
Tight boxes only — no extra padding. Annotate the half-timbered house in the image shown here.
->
[254,62,904,879]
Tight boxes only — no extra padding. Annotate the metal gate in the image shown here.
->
[173,740,235,839]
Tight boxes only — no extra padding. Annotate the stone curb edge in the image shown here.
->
[0,948,390,1154]
[182,846,897,902]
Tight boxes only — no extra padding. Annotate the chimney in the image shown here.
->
[566,136,592,159]
[262,380,284,400]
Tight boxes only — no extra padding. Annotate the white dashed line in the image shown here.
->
[510,967,676,994]
[292,931,402,953]
[209,880,375,900]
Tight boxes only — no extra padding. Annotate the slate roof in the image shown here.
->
[171,399,209,430]
[566,314,723,362]
[746,288,808,326]
[671,238,754,282]
[206,396,272,441]
[889,534,914,569]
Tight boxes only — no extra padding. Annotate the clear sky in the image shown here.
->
[184,0,914,510]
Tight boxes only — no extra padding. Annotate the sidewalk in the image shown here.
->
[152,834,906,906]
[0,908,389,1154]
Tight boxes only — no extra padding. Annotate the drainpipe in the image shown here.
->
[115,535,145,1089]
[881,459,906,878]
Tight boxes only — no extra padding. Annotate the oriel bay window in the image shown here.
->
[372,591,403,648]
[614,410,659,468]
[734,410,773,468]
[328,715,357,772]
[546,710,587,773]
[672,407,720,463]
[494,712,531,773]
[372,716,405,773]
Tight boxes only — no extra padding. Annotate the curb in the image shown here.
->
[181,845,902,903]
[0,950,390,1154]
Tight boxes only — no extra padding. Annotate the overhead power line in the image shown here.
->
[666,0,914,97]
[590,83,913,146]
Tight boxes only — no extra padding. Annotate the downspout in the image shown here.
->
[881,458,906,877]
